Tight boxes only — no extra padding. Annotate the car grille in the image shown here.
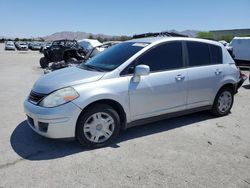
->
[28,91,47,104]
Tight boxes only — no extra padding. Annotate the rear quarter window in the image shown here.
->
[209,44,222,64]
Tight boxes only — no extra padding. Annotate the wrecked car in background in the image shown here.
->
[78,39,102,54]
[39,40,85,68]
[44,41,120,74]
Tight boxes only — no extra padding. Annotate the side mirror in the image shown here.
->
[134,65,150,76]
[133,65,150,82]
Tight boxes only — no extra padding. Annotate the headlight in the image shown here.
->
[39,87,79,107]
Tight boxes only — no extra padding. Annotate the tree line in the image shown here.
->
[196,32,250,42]
[0,38,45,43]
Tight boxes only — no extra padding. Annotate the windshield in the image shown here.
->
[52,41,65,46]
[6,41,14,45]
[80,42,148,71]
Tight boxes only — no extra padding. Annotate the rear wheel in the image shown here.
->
[39,57,49,68]
[211,87,234,116]
[76,104,120,148]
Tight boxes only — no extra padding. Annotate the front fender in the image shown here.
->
[71,77,131,122]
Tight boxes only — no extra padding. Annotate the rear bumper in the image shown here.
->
[236,75,248,90]
[24,100,82,139]
[5,46,15,50]
[17,47,28,50]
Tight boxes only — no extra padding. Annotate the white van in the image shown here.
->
[229,37,250,61]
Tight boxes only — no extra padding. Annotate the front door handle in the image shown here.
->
[175,74,185,81]
[215,69,222,75]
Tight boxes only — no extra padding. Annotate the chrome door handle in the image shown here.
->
[175,74,185,81]
[215,69,222,75]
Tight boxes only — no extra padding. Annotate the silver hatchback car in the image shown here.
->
[24,37,240,148]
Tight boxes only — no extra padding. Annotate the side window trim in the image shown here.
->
[120,41,185,76]
[182,41,189,68]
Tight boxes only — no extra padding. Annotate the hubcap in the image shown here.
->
[218,91,232,113]
[83,112,115,143]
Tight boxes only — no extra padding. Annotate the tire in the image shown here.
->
[211,87,234,116]
[40,57,49,68]
[76,103,121,148]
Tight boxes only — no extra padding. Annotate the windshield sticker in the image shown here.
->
[132,43,149,47]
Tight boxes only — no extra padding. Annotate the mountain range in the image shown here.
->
[0,30,200,41]
[42,30,200,41]
[42,31,116,41]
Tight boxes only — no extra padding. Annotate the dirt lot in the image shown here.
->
[0,43,249,188]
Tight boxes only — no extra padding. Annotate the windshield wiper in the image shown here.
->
[82,64,107,72]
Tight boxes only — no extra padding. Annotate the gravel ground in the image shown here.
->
[0,43,249,188]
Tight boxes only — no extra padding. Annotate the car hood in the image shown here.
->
[32,67,105,94]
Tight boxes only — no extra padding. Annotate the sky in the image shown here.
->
[0,0,250,38]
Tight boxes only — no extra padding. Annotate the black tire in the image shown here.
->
[211,87,234,116]
[40,57,49,68]
[76,103,120,148]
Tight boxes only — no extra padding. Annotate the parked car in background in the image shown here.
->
[5,41,15,50]
[15,42,28,50]
[29,42,43,50]
[28,42,34,49]
[40,42,52,53]
[39,40,85,68]
[78,39,102,54]
[229,37,250,66]
[24,37,240,148]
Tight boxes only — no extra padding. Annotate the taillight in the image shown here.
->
[239,71,248,80]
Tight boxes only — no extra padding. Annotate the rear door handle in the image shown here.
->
[175,74,185,81]
[215,69,222,75]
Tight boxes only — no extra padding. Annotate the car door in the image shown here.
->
[185,41,224,109]
[126,41,188,121]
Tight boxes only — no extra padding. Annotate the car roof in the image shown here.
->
[233,37,250,40]
[127,37,222,47]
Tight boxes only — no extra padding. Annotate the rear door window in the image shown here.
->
[187,42,210,67]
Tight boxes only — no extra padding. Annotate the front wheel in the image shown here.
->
[211,87,234,116]
[39,57,49,68]
[76,104,120,148]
